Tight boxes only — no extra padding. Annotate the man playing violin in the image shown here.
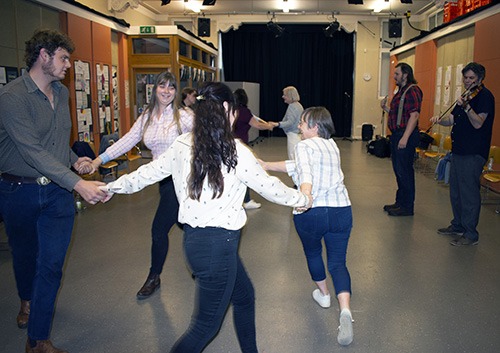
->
[430,62,495,246]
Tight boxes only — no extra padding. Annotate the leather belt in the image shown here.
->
[1,173,51,186]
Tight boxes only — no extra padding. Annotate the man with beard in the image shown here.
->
[431,62,495,246]
[0,29,108,352]
[380,63,423,216]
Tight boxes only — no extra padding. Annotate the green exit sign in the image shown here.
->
[140,26,156,34]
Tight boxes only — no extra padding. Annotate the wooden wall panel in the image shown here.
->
[474,12,500,147]
[91,22,111,64]
[65,13,92,62]
[415,40,437,129]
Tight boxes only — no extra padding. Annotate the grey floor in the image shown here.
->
[1,137,500,353]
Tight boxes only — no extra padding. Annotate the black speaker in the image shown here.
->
[389,19,402,38]
[198,18,210,37]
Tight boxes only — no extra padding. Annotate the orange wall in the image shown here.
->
[414,40,437,131]
[474,12,500,147]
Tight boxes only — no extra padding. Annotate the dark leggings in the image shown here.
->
[150,176,181,275]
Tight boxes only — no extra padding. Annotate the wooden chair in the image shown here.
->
[88,141,119,180]
[416,132,441,172]
[422,135,451,174]
[125,144,143,172]
[481,146,500,214]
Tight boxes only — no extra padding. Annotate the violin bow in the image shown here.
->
[425,84,478,133]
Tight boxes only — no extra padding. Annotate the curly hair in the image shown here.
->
[24,29,75,70]
[189,82,237,201]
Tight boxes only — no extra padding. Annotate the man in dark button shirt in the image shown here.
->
[0,29,108,352]
[380,63,423,216]
[430,62,495,246]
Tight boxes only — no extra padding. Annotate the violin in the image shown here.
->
[425,84,482,133]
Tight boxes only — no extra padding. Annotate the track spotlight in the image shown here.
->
[267,21,284,38]
[161,0,171,5]
[324,20,340,37]
[202,0,216,5]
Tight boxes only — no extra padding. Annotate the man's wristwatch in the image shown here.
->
[464,105,471,113]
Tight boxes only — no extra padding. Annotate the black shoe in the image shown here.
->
[450,236,478,246]
[137,274,160,299]
[437,226,464,236]
[387,207,414,216]
[383,203,399,212]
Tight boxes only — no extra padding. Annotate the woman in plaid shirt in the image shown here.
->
[91,71,194,298]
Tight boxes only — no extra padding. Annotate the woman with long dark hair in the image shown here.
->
[103,82,312,352]
[91,71,194,298]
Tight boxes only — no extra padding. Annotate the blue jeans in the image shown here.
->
[293,207,353,296]
[171,226,257,353]
[0,178,75,340]
[390,129,419,212]
[449,154,485,241]
[150,176,181,275]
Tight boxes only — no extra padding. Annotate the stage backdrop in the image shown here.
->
[221,23,355,137]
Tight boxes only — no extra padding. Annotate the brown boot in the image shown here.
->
[25,339,68,353]
[17,300,31,329]
[136,273,160,299]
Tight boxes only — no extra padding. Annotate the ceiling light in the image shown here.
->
[323,20,340,37]
[283,0,289,13]
[373,0,387,12]
[202,0,216,4]
[187,0,202,12]
[161,0,171,5]
[267,21,284,38]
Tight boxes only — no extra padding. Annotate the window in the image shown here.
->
[132,38,170,54]
[179,40,189,57]
[191,46,200,61]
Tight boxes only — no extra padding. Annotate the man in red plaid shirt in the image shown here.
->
[380,63,423,216]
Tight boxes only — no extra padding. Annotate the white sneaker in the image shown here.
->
[337,308,354,346]
[244,200,261,209]
[312,289,331,308]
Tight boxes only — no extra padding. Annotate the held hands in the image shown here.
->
[295,193,313,213]
[91,157,103,173]
[74,180,110,205]
[74,157,96,175]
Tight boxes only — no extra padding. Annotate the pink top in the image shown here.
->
[100,105,194,163]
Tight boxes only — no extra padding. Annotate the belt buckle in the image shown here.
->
[36,176,51,186]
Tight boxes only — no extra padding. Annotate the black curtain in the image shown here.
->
[221,24,354,137]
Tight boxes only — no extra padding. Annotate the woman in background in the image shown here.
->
[271,86,304,159]
[103,82,312,352]
[91,71,194,299]
[233,88,274,209]
[261,106,354,346]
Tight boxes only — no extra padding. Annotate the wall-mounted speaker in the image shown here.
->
[198,18,211,37]
[389,18,402,38]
